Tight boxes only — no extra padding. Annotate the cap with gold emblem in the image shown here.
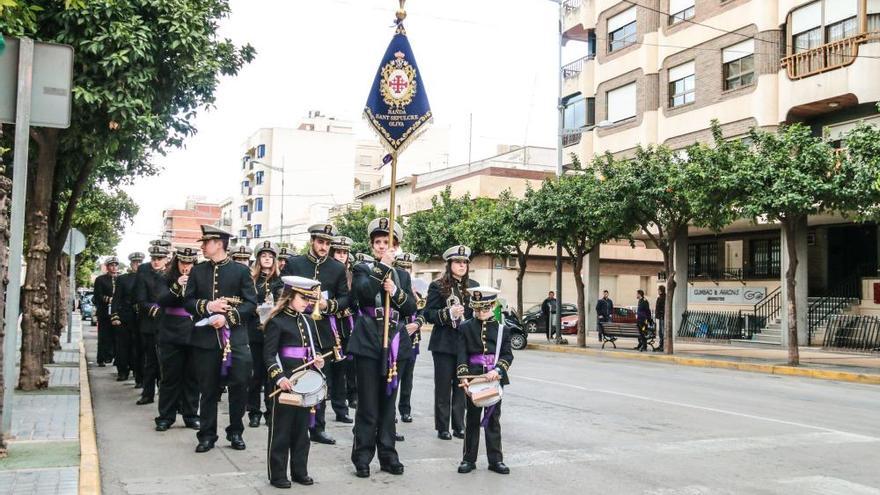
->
[128,252,145,263]
[281,276,321,301]
[278,246,293,261]
[149,239,172,248]
[393,252,416,268]
[148,246,170,259]
[175,246,199,263]
[442,245,471,262]
[353,253,375,264]
[197,224,232,243]
[308,223,337,241]
[254,240,278,257]
[466,286,500,310]
[230,245,252,261]
[105,256,120,266]
[367,217,403,242]
[330,236,353,252]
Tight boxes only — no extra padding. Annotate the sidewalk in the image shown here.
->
[526,337,880,384]
[0,318,86,495]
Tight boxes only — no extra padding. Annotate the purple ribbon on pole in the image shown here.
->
[385,331,401,396]
[219,326,232,377]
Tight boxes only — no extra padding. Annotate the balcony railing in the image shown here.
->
[562,55,593,80]
[562,133,581,147]
[781,32,880,80]
[563,0,581,13]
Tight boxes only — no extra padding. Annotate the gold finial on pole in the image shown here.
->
[396,0,407,23]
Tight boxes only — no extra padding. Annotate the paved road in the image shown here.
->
[88,336,880,495]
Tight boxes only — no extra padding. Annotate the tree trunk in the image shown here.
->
[0,174,13,455]
[662,243,676,354]
[18,128,59,391]
[782,218,800,366]
[573,252,586,348]
[515,248,528,319]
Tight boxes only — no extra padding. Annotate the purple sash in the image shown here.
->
[165,307,190,317]
[481,404,498,428]
[469,354,495,367]
[359,306,400,322]
[386,331,401,396]
[345,315,355,360]
[219,326,232,377]
[279,346,310,359]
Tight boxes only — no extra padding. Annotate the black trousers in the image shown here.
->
[544,315,552,340]
[463,399,503,464]
[247,341,270,417]
[327,359,349,419]
[140,333,160,400]
[637,320,649,350]
[97,318,114,364]
[156,342,199,425]
[267,394,311,483]
[344,358,357,404]
[657,317,665,347]
[351,356,400,468]
[192,344,252,443]
[398,355,416,416]
[131,325,144,384]
[432,352,465,433]
[113,324,133,376]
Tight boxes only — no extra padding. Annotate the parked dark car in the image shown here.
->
[501,309,528,350]
[522,302,578,334]
[80,294,97,326]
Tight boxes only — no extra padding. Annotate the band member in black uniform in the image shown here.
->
[134,246,169,405]
[248,240,284,428]
[278,247,293,273]
[231,245,253,266]
[154,247,200,431]
[456,287,512,475]
[347,218,417,478]
[282,224,351,444]
[93,257,120,367]
[425,245,478,440]
[264,276,327,488]
[131,240,172,388]
[184,225,257,453]
[394,253,424,428]
[330,236,358,410]
[110,252,144,381]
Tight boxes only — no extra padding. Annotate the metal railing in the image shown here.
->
[753,285,782,325]
[677,310,749,342]
[658,266,781,282]
[807,267,874,344]
[823,314,880,352]
[781,32,880,80]
[562,55,594,79]
[562,133,581,147]
[563,0,581,12]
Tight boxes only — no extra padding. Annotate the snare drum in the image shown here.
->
[467,379,503,408]
[277,369,326,408]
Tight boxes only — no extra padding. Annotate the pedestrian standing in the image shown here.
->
[635,290,651,352]
[541,291,556,342]
[93,257,120,367]
[654,286,666,352]
[596,290,613,342]
[248,241,283,428]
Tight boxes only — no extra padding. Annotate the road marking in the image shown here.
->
[518,375,879,440]
[777,476,880,494]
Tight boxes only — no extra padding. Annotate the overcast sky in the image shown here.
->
[115,0,584,257]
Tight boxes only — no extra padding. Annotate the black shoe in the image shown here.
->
[400,414,413,423]
[116,374,128,382]
[195,440,214,453]
[355,465,370,478]
[380,463,404,475]
[227,432,246,450]
[395,432,405,441]
[452,430,464,439]
[154,422,171,432]
[458,461,476,474]
[136,397,153,405]
[437,431,452,440]
[335,415,354,424]
[293,475,314,486]
[134,382,143,389]
[248,414,261,428]
[310,430,336,445]
[270,479,292,489]
[184,419,200,430]
[488,462,510,474]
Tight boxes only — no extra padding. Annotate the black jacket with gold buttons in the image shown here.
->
[456,317,513,386]
[263,308,320,383]
[183,257,258,350]
[282,252,350,354]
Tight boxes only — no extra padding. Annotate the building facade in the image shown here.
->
[162,197,222,249]
[561,0,880,344]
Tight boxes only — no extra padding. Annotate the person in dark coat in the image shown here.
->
[424,245,478,440]
[93,257,120,367]
[184,225,257,453]
[347,218,416,478]
[654,285,666,352]
[329,236,358,410]
[263,275,326,489]
[596,290,614,342]
[282,223,352,444]
[248,240,284,428]
[154,247,200,431]
[456,286,513,475]
[134,246,169,405]
[110,252,144,381]
[635,289,652,352]
[540,291,556,342]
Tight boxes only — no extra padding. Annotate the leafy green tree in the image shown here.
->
[404,186,489,260]
[334,204,384,257]
[71,187,138,287]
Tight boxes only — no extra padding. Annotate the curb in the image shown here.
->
[526,343,880,385]
[78,341,101,494]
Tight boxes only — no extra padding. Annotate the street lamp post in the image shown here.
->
[552,0,565,344]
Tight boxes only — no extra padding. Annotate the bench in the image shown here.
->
[600,322,658,350]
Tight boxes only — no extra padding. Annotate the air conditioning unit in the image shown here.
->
[505,257,519,270]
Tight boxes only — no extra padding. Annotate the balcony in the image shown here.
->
[562,55,594,97]
[781,32,879,80]
[562,0,593,41]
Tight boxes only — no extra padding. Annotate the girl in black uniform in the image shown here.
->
[248,241,284,428]
[263,275,326,488]
[330,236,358,409]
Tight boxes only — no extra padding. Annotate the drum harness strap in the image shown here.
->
[480,320,505,428]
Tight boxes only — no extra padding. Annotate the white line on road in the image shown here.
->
[777,476,880,495]
[518,375,879,440]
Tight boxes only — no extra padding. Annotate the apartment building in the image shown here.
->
[561,0,880,344]
[162,197,222,249]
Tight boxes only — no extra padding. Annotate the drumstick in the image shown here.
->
[268,351,334,398]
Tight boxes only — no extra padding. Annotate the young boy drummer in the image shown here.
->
[263,276,327,488]
[456,287,513,475]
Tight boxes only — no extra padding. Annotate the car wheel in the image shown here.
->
[526,321,537,333]
[510,333,526,351]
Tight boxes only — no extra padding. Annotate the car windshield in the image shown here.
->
[525,304,541,314]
